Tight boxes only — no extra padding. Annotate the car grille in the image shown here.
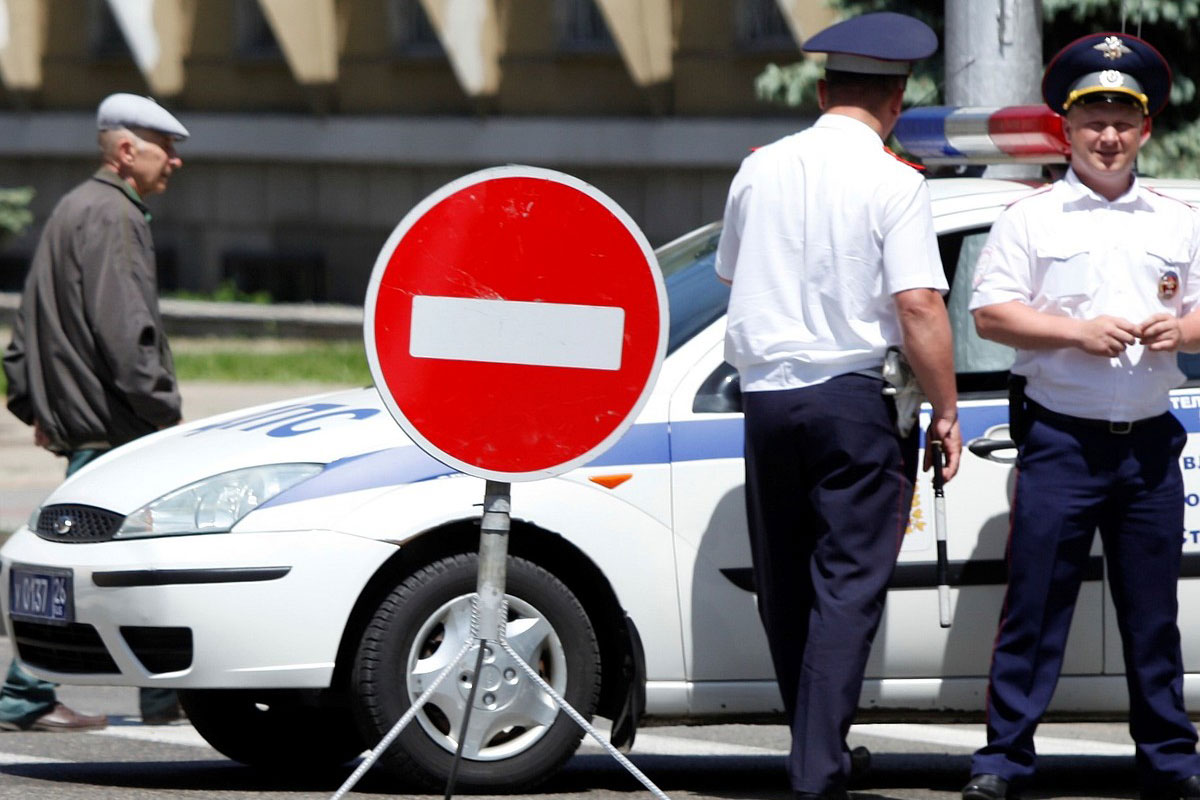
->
[11,620,119,674]
[34,504,124,543]
[120,626,193,674]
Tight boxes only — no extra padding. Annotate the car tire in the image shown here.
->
[178,688,365,769]
[352,552,601,792]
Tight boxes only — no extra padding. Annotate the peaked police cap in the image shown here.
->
[1042,32,1170,116]
[803,12,937,76]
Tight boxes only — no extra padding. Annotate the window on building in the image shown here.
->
[223,250,326,303]
[556,0,616,54]
[386,0,445,58]
[234,0,284,60]
[89,0,134,61]
[735,0,797,52]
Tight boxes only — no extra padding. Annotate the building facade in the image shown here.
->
[0,0,831,304]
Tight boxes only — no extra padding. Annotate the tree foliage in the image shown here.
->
[0,186,33,241]
[758,0,1200,176]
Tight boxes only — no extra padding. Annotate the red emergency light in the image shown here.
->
[894,105,1070,164]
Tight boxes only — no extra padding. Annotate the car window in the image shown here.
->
[945,229,1016,379]
[657,224,730,354]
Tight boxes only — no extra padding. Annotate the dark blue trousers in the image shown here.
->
[972,413,1200,790]
[743,375,917,794]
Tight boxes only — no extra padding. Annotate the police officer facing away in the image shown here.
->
[963,34,1200,800]
[715,12,961,799]
[1,93,188,731]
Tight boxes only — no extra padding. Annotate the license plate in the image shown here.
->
[9,565,73,625]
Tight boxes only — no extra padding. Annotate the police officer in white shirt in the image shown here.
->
[715,11,961,799]
[964,33,1200,800]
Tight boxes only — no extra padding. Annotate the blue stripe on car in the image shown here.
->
[262,398,1200,509]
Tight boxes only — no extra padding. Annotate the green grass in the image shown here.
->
[172,339,372,385]
[0,336,373,390]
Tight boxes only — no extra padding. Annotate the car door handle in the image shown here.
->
[967,433,1017,464]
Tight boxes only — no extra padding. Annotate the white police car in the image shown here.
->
[7,108,1200,791]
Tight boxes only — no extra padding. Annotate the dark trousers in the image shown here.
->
[743,375,917,793]
[972,414,1200,789]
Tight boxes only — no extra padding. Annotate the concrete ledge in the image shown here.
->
[0,292,364,340]
[0,113,809,169]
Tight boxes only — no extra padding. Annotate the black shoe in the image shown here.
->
[1142,775,1200,800]
[849,745,871,777]
[963,773,1009,800]
[794,790,848,800]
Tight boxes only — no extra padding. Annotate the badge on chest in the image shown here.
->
[1159,270,1180,301]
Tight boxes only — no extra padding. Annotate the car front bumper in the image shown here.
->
[0,527,397,689]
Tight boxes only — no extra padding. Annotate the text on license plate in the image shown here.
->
[9,566,73,624]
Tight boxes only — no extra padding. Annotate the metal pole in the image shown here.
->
[331,478,672,800]
[945,0,1044,179]
[328,480,513,800]
[475,480,512,642]
[443,480,512,797]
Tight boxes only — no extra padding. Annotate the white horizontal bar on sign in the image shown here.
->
[409,295,625,371]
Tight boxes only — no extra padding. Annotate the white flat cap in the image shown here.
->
[96,93,189,141]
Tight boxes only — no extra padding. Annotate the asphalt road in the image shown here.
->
[0,633,1155,800]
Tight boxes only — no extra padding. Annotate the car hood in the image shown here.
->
[41,386,412,515]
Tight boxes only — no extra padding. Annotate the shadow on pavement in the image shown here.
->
[0,751,1147,798]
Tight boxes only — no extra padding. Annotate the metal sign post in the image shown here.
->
[330,480,671,800]
[340,167,671,800]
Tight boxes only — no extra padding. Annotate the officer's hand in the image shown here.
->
[1077,315,1139,356]
[924,416,961,482]
[1139,313,1183,351]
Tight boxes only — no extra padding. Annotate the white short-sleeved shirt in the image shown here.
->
[969,169,1200,421]
[715,113,945,392]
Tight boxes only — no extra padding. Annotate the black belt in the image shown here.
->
[1027,401,1157,435]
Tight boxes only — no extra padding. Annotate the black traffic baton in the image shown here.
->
[931,440,951,628]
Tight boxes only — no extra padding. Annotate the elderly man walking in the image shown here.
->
[2,93,189,731]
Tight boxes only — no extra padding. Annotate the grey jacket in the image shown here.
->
[3,169,181,452]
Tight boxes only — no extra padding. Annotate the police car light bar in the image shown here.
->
[893,106,1070,165]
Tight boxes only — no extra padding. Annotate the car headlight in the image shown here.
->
[114,463,324,538]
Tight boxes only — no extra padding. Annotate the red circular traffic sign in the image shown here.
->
[364,166,667,482]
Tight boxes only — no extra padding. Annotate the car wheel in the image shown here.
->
[352,553,601,791]
[178,689,365,769]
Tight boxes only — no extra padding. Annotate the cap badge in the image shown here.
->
[1099,70,1125,88]
[1159,270,1180,301]
[1095,36,1132,61]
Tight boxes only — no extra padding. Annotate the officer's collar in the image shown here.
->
[91,168,152,222]
[814,112,885,142]
[1062,167,1144,208]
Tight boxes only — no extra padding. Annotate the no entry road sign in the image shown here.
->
[364,166,668,482]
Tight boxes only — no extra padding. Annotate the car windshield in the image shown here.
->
[657,223,729,354]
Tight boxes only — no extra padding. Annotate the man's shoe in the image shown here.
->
[962,773,1009,800]
[0,703,107,732]
[794,790,848,800]
[849,745,871,777]
[141,702,183,725]
[1141,774,1200,800]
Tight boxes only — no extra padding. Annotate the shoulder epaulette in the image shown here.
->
[1005,183,1054,209]
[884,146,925,172]
[1145,186,1198,210]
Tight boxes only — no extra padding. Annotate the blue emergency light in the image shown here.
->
[893,106,1070,165]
